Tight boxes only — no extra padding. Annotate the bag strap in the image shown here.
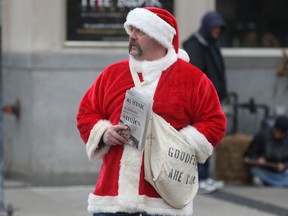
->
[129,61,141,88]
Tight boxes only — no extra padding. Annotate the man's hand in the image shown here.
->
[277,162,285,172]
[257,157,267,165]
[103,125,128,146]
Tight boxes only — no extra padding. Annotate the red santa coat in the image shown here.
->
[77,50,226,215]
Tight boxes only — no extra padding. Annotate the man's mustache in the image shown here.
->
[129,41,141,52]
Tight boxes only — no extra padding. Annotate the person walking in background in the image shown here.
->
[183,11,228,194]
[77,7,226,216]
[244,116,288,187]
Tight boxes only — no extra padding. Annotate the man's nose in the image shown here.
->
[130,29,137,39]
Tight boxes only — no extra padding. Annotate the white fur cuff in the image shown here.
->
[86,120,112,160]
[180,125,213,163]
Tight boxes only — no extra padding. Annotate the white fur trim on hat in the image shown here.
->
[86,120,112,160]
[124,8,176,50]
[179,125,213,163]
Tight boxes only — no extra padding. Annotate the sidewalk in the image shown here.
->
[1,180,288,216]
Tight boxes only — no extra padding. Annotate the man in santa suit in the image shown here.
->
[77,7,226,216]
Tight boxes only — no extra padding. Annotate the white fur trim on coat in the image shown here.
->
[129,48,178,98]
[124,8,176,50]
[86,120,112,160]
[88,193,194,216]
[179,125,213,163]
[118,145,143,209]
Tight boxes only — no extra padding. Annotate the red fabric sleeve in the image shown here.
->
[76,73,107,143]
[191,75,227,146]
[76,60,133,144]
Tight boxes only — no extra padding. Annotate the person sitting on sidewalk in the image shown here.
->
[244,115,288,186]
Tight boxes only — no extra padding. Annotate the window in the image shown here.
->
[65,0,174,45]
[217,0,288,48]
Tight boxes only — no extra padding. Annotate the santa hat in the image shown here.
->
[124,7,189,62]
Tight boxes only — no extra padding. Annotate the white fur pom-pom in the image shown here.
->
[178,49,190,62]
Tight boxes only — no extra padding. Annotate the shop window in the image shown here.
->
[216,0,288,48]
[66,0,174,45]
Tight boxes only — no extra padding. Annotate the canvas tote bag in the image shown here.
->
[144,113,199,208]
[129,64,199,208]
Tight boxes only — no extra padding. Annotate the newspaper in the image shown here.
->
[119,88,153,150]
[244,157,278,169]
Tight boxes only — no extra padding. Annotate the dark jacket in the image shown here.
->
[183,12,227,101]
[244,128,288,170]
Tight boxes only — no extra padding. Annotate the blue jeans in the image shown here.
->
[93,213,140,216]
[198,158,210,180]
[251,166,288,186]
[93,213,157,216]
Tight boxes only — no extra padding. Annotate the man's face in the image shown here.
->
[128,26,162,61]
[272,128,287,140]
[211,26,222,40]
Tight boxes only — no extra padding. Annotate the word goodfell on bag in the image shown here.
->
[168,147,197,165]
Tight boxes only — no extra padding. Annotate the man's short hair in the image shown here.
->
[274,115,288,133]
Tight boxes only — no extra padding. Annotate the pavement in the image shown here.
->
[1,180,288,216]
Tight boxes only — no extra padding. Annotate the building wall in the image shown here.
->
[2,0,288,185]
[224,52,288,135]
